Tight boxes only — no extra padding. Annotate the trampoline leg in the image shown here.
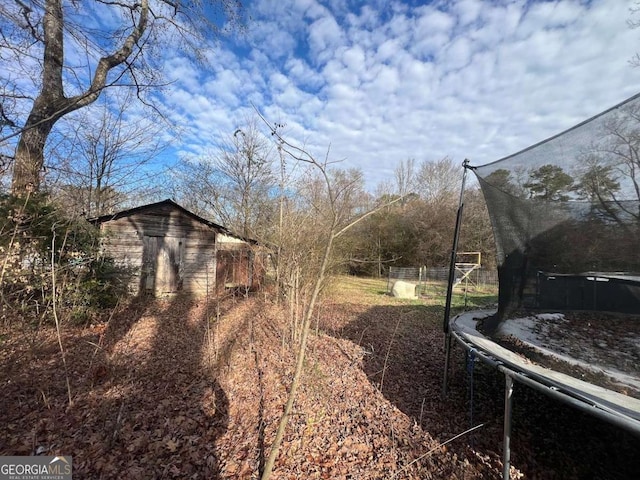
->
[467,351,476,447]
[442,333,452,398]
[503,373,514,480]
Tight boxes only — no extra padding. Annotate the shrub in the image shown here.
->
[0,194,130,325]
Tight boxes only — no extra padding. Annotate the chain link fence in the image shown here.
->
[386,266,426,294]
[387,266,498,296]
[422,267,498,289]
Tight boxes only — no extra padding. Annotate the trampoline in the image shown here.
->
[442,93,640,479]
[450,311,640,426]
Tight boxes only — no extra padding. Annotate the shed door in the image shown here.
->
[216,249,252,289]
[142,236,185,294]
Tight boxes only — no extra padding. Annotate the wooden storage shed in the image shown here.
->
[93,199,261,296]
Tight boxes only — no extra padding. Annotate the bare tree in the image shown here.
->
[0,0,243,196]
[577,103,640,222]
[629,2,640,67]
[394,157,415,202]
[48,91,167,216]
[175,117,277,239]
[574,156,627,224]
[414,156,461,207]
[599,106,640,212]
[257,117,405,480]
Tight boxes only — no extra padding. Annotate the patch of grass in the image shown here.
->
[330,275,388,295]
[327,275,498,311]
[325,275,393,305]
[421,281,497,309]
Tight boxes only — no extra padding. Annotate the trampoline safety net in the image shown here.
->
[474,93,640,325]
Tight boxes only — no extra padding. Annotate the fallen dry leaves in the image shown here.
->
[1,281,637,479]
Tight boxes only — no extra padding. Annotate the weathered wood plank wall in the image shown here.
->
[99,205,218,296]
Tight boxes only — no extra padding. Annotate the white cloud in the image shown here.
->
[453,0,483,28]
[285,57,324,89]
[148,0,640,191]
[249,20,298,61]
[441,36,473,71]
[415,6,456,35]
[342,45,367,75]
[308,13,345,65]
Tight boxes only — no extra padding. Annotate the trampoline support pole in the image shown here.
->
[443,159,471,335]
[442,159,472,398]
[442,333,452,397]
[503,373,514,480]
[468,350,476,447]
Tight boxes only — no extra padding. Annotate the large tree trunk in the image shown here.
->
[11,105,58,194]
[10,0,149,197]
[12,124,51,194]
[11,0,64,195]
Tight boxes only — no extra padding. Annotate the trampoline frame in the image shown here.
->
[445,311,640,479]
[441,155,640,479]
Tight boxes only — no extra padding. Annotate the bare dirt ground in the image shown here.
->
[1,278,638,479]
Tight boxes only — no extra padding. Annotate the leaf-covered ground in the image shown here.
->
[1,278,637,478]
[480,310,640,398]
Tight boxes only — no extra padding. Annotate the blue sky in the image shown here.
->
[3,0,640,192]
[152,0,640,190]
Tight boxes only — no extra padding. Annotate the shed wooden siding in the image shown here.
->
[99,203,218,296]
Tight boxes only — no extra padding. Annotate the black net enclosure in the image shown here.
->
[474,93,640,328]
